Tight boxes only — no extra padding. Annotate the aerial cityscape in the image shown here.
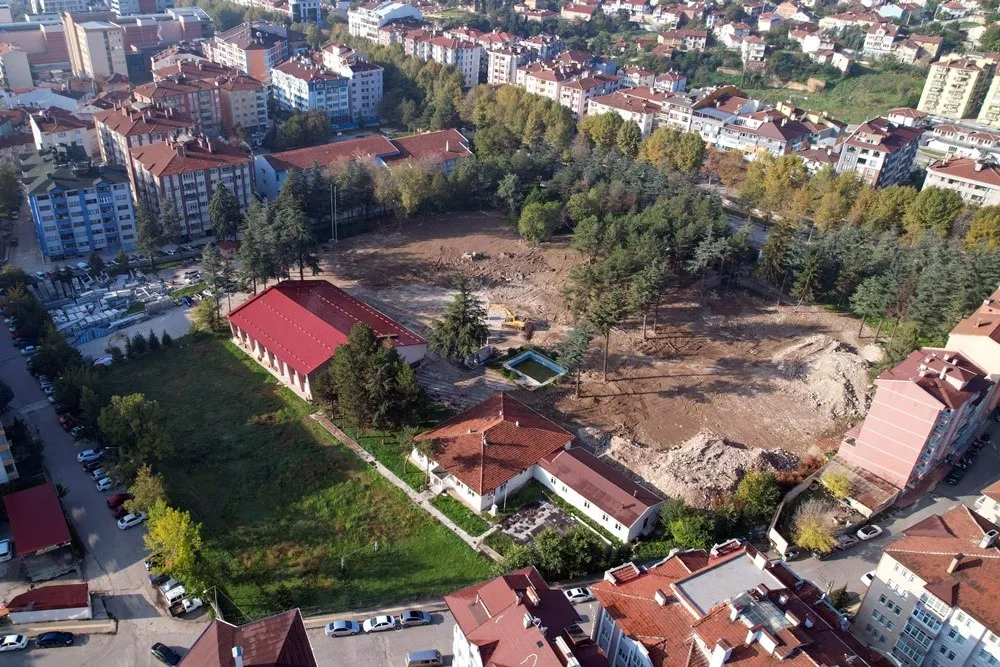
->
[0,0,998,663]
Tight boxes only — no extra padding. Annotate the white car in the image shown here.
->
[362,615,398,633]
[325,620,361,637]
[857,525,884,541]
[93,355,113,367]
[861,571,875,587]
[76,262,88,271]
[0,635,28,652]
[117,512,147,530]
[19,345,36,356]
[42,385,54,395]
[77,449,102,463]
[90,468,106,481]
[564,587,594,604]
[180,597,203,613]
[96,477,115,492]
[0,539,12,563]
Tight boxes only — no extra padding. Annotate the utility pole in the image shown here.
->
[334,184,338,243]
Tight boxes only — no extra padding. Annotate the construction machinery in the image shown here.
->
[486,303,535,339]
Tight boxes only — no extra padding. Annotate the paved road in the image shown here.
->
[786,431,1000,603]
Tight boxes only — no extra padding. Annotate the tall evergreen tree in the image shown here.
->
[428,278,489,360]
[158,201,181,247]
[136,203,161,268]
[209,183,242,241]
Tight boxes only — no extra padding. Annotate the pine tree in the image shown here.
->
[158,201,181,247]
[209,183,242,241]
[136,203,161,268]
[790,247,823,305]
[147,330,160,351]
[428,278,489,360]
[161,331,173,347]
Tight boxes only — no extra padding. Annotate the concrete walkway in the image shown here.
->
[310,414,504,562]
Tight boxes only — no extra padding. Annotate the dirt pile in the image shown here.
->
[770,334,871,420]
[598,430,797,509]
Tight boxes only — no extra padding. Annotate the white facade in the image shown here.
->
[271,60,351,121]
[975,492,1000,524]
[0,46,31,89]
[30,115,99,158]
[348,1,422,43]
[230,324,316,400]
[923,159,1000,206]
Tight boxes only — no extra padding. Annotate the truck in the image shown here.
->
[168,597,203,617]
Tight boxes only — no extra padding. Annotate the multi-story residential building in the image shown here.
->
[204,22,291,84]
[924,157,1000,206]
[405,33,481,88]
[29,107,99,157]
[22,145,137,259]
[520,33,563,60]
[837,348,995,492]
[974,481,1000,524]
[863,22,900,57]
[516,60,620,118]
[658,28,707,51]
[0,44,32,89]
[320,42,365,70]
[977,71,1000,129]
[111,0,173,15]
[836,116,923,187]
[588,92,658,136]
[717,21,751,49]
[740,35,766,66]
[29,0,85,13]
[348,1,422,43]
[591,540,883,667]
[617,65,655,88]
[561,3,598,20]
[0,424,18,485]
[92,102,194,182]
[716,112,813,157]
[923,123,1000,161]
[271,57,351,123]
[133,76,222,136]
[129,135,253,239]
[654,70,686,93]
[338,60,382,124]
[226,0,319,23]
[918,55,998,121]
[947,286,1000,382]
[854,505,1000,667]
[486,45,535,85]
[67,20,127,80]
[446,567,609,667]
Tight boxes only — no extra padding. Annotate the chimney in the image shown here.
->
[654,589,668,606]
[939,366,948,380]
[980,529,999,549]
[232,647,245,667]
[977,317,984,327]
[523,611,534,628]
[948,554,964,574]
[976,160,984,172]
[525,586,541,607]
[710,640,733,667]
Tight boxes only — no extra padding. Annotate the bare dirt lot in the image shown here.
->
[320,211,876,468]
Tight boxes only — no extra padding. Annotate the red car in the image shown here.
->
[58,416,76,431]
[107,493,132,510]
[112,505,129,520]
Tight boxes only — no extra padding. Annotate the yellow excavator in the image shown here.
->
[487,303,535,338]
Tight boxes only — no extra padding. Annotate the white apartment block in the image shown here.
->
[407,34,480,88]
[516,60,620,119]
[30,108,99,158]
[918,55,998,121]
[29,0,85,13]
[71,20,127,80]
[855,506,1000,667]
[588,92,657,136]
[0,44,32,89]
[271,58,351,122]
[348,1,422,43]
[863,23,900,58]
[487,45,535,85]
[924,157,1000,206]
[975,482,1000,524]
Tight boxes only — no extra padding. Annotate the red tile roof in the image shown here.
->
[130,136,251,178]
[846,117,923,154]
[386,129,472,167]
[983,480,1000,503]
[444,567,607,667]
[538,448,662,527]
[7,584,89,613]
[886,506,1000,634]
[589,92,660,115]
[263,135,399,172]
[227,280,425,377]
[93,103,195,138]
[929,156,1000,188]
[181,608,316,666]
[3,483,71,555]
[274,59,343,82]
[878,348,989,410]
[417,393,573,495]
[31,107,92,133]
[951,286,1000,343]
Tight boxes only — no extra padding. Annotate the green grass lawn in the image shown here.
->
[169,282,206,298]
[101,336,492,620]
[743,69,925,124]
[430,493,491,537]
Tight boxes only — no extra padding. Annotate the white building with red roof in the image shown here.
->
[446,567,609,667]
[29,107,98,157]
[5,584,91,624]
[93,102,195,181]
[835,116,923,187]
[413,393,662,541]
[588,91,659,136]
[924,156,1000,206]
[591,541,884,667]
[974,480,1000,524]
[228,280,425,400]
[855,506,1000,665]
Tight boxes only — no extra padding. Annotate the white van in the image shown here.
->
[163,585,186,605]
[404,650,442,667]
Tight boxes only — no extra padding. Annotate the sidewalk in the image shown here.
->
[310,414,504,562]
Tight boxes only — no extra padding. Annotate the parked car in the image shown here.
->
[93,355,113,367]
[834,534,859,550]
[19,345,36,356]
[112,505,129,520]
[362,615,398,633]
[0,635,28,652]
[107,493,132,509]
[70,425,83,438]
[811,548,834,561]
[59,415,76,430]
[175,597,202,615]
[54,403,73,415]
[150,642,181,666]
[35,631,74,648]
[325,620,361,637]
[96,477,115,492]
[82,460,103,473]
[563,587,595,604]
[89,468,106,481]
[945,468,967,485]
[148,573,170,587]
[34,271,45,280]
[117,512,147,530]
[399,610,432,627]
[77,448,103,463]
[0,539,12,563]
[861,571,876,587]
[857,525,883,541]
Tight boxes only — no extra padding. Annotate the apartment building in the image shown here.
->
[22,146,137,259]
[716,112,813,158]
[204,22,290,83]
[68,20,127,80]
[617,65,655,88]
[225,0,319,23]
[657,29,708,51]
[133,76,222,136]
[30,107,98,157]
[29,0,85,13]
[588,91,658,136]
[654,71,686,93]
[947,287,1000,384]
[918,55,998,121]
[561,3,598,20]
[863,22,900,57]
[520,34,564,60]
[486,45,535,85]
[837,349,995,492]
[975,481,1000,524]
[153,60,269,142]
[977,72,1000,129]
[348,1,422,43]
[0,44,32,89]
[0,424,18,485]
[516,60,620,118]
[740,35,766,66]
[112,0,173,15]
[271,57,350,123]
[591,540,882,667]
[129,135,253,239]
[855,505,1000,667]
[445,568,609,667]
[836,116,923,187]
[92,102,194,182]
[404,32,481,88]
[924,157,1000,206]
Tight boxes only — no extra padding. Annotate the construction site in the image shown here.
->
[322,212,879,504]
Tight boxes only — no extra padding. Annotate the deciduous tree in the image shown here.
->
[733,471,781,525]
[144,499,204,588]
[517,201,562,244]
[903,187,964,238]
[127,464,167,513]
